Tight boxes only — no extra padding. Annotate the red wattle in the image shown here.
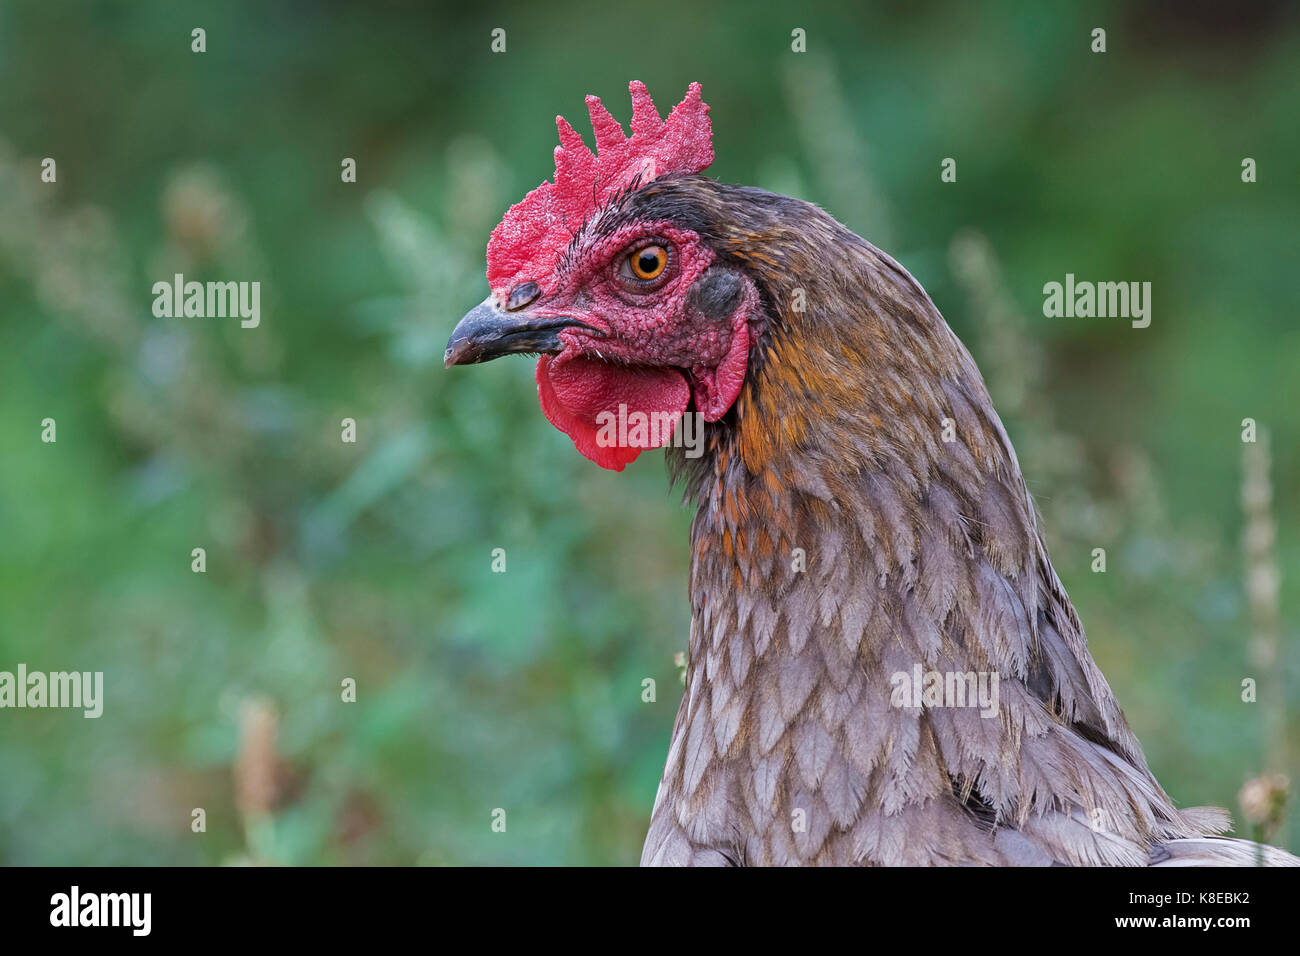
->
[536,354,690,471]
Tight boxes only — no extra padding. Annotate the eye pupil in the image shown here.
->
[630,245,667,280]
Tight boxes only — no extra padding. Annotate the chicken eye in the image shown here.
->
[629,245,668,281]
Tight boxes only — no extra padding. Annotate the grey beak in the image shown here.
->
[444,299,596,368]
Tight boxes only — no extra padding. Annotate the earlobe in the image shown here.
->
[691,282,756,421]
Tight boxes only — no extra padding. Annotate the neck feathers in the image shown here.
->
[648,189,1213,865]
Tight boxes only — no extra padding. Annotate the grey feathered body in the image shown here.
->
[636,177,1296,867]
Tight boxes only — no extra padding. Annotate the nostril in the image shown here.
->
[506,281,541,311]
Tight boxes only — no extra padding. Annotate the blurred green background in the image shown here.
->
[1,0,1297,865]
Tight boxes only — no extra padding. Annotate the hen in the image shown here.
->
[445,82,1296,867]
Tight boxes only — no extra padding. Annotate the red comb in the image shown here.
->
[486,81,713,294]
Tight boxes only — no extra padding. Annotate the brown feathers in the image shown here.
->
[640,176,1297,867]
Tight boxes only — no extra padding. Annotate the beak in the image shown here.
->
[444,298,596,368]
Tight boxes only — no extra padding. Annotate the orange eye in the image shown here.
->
[629,245,668,281]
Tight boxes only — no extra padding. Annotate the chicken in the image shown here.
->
[445,82,1297,867]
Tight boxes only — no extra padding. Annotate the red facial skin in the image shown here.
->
[480,82,744,470]
[517,222,752,470]
[486,82,713,295]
